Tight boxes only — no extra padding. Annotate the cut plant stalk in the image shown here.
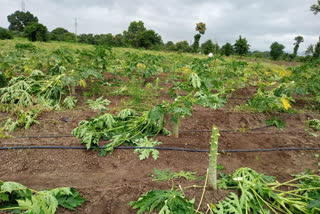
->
[208,124,220,190]
[172,119,180,138]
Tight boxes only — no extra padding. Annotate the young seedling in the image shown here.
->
[208,124,220,190]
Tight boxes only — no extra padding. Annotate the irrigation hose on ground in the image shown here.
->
[12,125,273,139]
[3,113,318,154]
[1,146,320,153]
[11,112,304,138]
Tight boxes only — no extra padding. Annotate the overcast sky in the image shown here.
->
[0,0,319,53]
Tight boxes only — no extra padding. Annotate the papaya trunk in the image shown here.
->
[71,86,76,95]
[208,125,220,190]
[172,119,180,138]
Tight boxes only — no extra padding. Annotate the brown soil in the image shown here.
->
[1,89,320,213]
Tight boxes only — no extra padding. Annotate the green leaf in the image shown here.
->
[307,200,320,209]
[49,187,72,197]
[117,108,137,119]
[1,181,28,194]
[0,181,85,213]
[217,164,225,171]
[159,203,170,214]
[0,193,9,201]
[151,169,200,182]
[55,189,86,210]
[151,169,175,182]
[189,73,201,89]
[87,96,111,111]
[194,92,226,109]
[17,192,59,214]
[265,117,286,130]
[133,137,162,160]
[63,96,77,109]
[129,189,194,214]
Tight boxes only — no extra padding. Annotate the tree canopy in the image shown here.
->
[0,27,13,40]
[234,36,250,56]
[305,44,314,56]
[195,22,206,35]
[311,0,320,14]
[123,21,146,48]
[313,36,320,59]
[122,20,162,49]
[113,34,124,47]
[293,35,304,57]
[24,23,49,42]
[270,42,285,60]
[220,43,234,56]
[175,41,191,52]
[7,11,38,32]
[164,41,176,51]
[192,22,207,53]
[201,40,217,55]
[137,30,162,49]
[50,27,70,41]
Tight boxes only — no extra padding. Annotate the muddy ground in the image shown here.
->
[1,89,320,214]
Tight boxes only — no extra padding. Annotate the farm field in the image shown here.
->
[0,39,320,213]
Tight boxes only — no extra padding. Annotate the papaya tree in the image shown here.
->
[192,22,206,53]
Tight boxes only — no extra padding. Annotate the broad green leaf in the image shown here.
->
[133,137,162,160]
[56,189,86,210]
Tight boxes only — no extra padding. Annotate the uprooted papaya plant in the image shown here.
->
[72,105,170,157]
[214,168,320,214]
[0,179,86,213]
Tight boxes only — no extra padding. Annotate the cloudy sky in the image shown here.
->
[0,0,319,53]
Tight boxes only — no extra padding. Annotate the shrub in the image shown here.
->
[270,42,285,60]
[0,27,13,40]
[15,43,36,51]
[24,23,49,42]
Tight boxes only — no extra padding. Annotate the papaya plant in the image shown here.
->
[166,94,194,138]
[0,180,86,213]
[208,125,220,190]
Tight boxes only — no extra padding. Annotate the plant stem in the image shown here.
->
[172,119,180,138]
[196,169,209,212]
[183,185,207,190]
[208,125,220,190]
[0,207,20,211]
[279,187,320,195]
[271,175,318,188]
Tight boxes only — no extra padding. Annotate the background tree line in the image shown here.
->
[1,7,319,62]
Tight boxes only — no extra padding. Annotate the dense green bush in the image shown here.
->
[270,42,285,60]
[137,29,162,49]
[15,43,36,51]
[24,23,49,42]
[220,43,234,56]
[164,41,176,51]
[175,40,192,53]
[234,35,250,56]
[0,27,13,40]
[201,39,215,54]
[49,27,69,41]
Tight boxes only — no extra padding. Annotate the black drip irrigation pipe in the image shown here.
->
[8,113,308,138]
[12,125,273,139]
[180,125,272,133]
[14,135,73,139]
[1,145,320,153]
